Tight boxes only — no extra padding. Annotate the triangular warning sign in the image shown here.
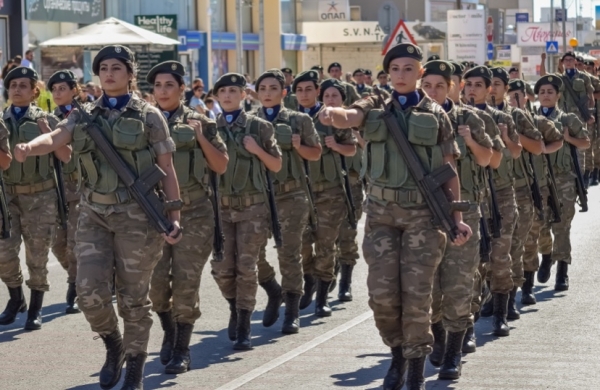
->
[547,42,558,52]
[382,20,417,55]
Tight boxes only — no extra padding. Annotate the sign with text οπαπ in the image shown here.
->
[134,14,178,40]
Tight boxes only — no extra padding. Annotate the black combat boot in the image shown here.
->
[492,293,510,337]
[260,278,283,327]
[462,326,476,353]
[0,285,27,325]
[521,271,536,305]
[24,290,44,331]
[226,298,237,341]
[157,311,175,365]
[99,330,125,390]
[405,356,426,390]
[329,259,340,293]
[65,282,80,314]
[555,261,569,291]
[233,309,252,350]
[429,321,446,367]
[383,347,407,390]
[537,254,553,283]
[480,296,493,318]
[314,279,332,317]
[338,264,354,302]
[299,274,316,310]
[281,293,301,334]
[592,168,600,186]
[165,322,194,374]
[507,287,520,320]
[439,330,466,380]
[120,353,146,390]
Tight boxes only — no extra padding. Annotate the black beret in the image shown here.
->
[146,61,185,84]
[292,70,320,92]
[584,60,595,67]
[509,67,519,73]
[562,51,576,60]
[423,60,454,79]
[576,56,584,63]
[256,69,285,89]
[534,74,563,94]
[377,70,387,78]
[319,78,346,102]
[214,73,246,92]
[508,79,526,93]
[490,67,509,84]
[281,67,293,75]
[383,43,423,72]
[352,68,365,76]
[92,45,135,75]
[4,66,38,87]
[311,65,323,71]
[464,66,493,83]
[427,54,441,62]
[448,61,464,77]
[461,61,470,66]
[48,70,77,90]
[328,62,342,72]
[364,69,372,76]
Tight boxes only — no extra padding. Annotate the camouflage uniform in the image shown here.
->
[0,106,59,293]
[355,93,460,358]
[57,95,174,355]
[210,110,281,311]
[356,84,373,98]
[283,86,298,111]
[301,105,355,283]
[255,107,319,295]
[149,105,226,324]
[341,81,361,107]
[583,72,600,171]
[431,100,492,332]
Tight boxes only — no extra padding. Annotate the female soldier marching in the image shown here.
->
[14,45,182,390]
[147,61,228,374]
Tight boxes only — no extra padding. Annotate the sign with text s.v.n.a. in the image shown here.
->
[382,20,417,55]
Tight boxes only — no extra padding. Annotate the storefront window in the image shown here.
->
[210,0,226,32]
[281,0,297,34]
[212,49,229,86]
[0,17,8,67]
[242,2,252,33]
[282,51,297,73]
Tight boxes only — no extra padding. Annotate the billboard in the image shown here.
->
[447,10,486,65]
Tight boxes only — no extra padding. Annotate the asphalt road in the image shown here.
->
[1,186,600,390]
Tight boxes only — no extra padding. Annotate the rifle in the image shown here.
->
[544,154,562,223]
[0,174,11,239]
[380,104,472,242]
[291,122,318,231]
[47,98,69,230]
[209,171,224,261]
[570,143,589,212]
[469,98,502,237]
[331,141,357,230]
[479,204,492,263]
[263,168,283,248]
[71,99,181,235]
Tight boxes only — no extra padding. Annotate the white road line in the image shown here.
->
[215,311,374,390]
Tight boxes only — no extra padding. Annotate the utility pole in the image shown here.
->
[259,0,265,74]
[236,0,244,74]
[550,0,554,73]
[456,0,462,9]
[562,0,567,53]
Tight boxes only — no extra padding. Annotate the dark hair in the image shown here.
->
[205,97,214,104]
[422,73,453,87]
[25,50,32,55]
[153,72,185,87]
[111,57,138,90]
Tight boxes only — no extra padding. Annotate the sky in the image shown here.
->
[534,0,597,20]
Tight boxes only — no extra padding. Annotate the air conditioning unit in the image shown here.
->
[350,6,361,21]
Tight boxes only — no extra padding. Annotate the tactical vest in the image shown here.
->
[344,139,363,177]
[560,74,587,117]
[528,116,549,188]
[71,104,154,195]
[362,107,444,207]
[170,109,209,193]
[546,115,573,175]
[309,120,342,186]
[453,108,482,201]
[489,109,514,190]
[4,106,53,185]
[218,116,265,196]
[509,110,534,189]
[270,114,303,184]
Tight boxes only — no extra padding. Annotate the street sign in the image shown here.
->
[555,9,567,22]
[546,41,559,54]
[377,1,400,35]
[515,13,529,23]
[381,19,417,55]
[487,42,494,60]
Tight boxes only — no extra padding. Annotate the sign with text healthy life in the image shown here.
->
[447,10,486,66]
[517,22,576,47]
[134,14,178,40]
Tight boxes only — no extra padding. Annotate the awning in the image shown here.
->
[39,17,180,47]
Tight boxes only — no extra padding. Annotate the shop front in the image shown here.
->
[0,0,25,65]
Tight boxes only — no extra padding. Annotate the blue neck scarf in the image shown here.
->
[392,90,420,110]
[161,107,179,120]
[442,99,452,113]
[59,105,73,116]
[357,84,365,93]
[497,102,505,111]
[299,102,321,117]
[475,103,487,110]
[11,105,29,121]
[223,109,242,124]
[263,105,281,122]
[566,68,577,78]
[102,93,131,110]
[540,106,555,117]
[381,84,391,91]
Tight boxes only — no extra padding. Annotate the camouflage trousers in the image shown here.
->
[75,204,163,356]
[484,186,517,294]
[509,185,535,288]
[584,128,597,171]
[336,181,364,267]
[523,186,551,272]
[211,202,270,311]
[471,265,486,315]
[362,199,446,359]
[150,197,214,324]
[257,191,309,295]
[52,181,80,283]
[0,189,57,292]
[431,208,481,332]
[538,173,577,264]
[594,134,600,168]
[301,186,347,281]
